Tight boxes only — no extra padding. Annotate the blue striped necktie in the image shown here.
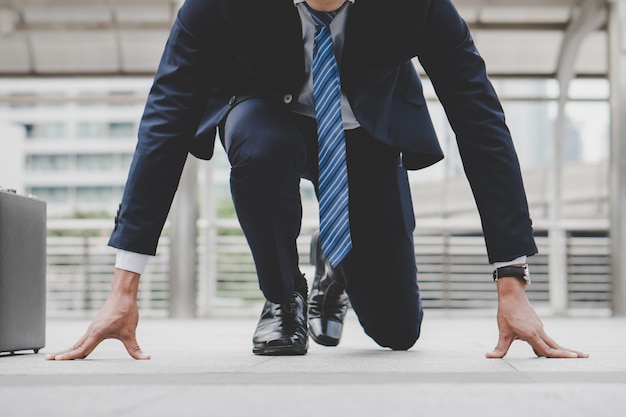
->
[306,3,351,267]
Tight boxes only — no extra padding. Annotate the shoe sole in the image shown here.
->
[253,344,308,356]
[309,329,340,347]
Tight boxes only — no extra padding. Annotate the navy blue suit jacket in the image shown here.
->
[109,0,538,263]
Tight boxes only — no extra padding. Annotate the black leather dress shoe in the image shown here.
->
[252,291,308,355]
[308,232,349,347]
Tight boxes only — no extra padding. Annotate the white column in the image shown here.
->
[168,157,199,318]
[550,0,607,314]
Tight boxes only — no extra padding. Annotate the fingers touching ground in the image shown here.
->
[45,332,99,360]
[527,330,589,358]
[122,336,151,360]
[485,332,515,358]
[486,329,589,359]
[46,333,150,360]
[45,317,150,361]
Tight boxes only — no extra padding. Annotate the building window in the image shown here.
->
[76,154,114,171]
[108,122,135,138]
[76,186,114,203]
[43,122,67,139]
[28,187,69,203]
[23,123,35,139]
[26,155,70,171]
[76,121,103,139]
[23,122,67,140]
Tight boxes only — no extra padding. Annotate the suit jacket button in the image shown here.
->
[228,96,237,105]
[283,94,293,104]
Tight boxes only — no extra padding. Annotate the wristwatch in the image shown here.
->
[493,264,530,285]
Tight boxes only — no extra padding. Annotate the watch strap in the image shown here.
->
[493,265,530,284]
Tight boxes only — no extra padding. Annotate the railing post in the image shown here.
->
[197,160,218,317]
[609,0,626,316]
[442,232,451,309]
[80,234,90,312]
[548,227,568,315]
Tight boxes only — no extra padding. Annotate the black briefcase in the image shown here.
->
[0,188,46,355]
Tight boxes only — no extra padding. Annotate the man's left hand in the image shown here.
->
[486,277,589,359]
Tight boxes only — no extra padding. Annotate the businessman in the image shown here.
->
[47,0,587,360]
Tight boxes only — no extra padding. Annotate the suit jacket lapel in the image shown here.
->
[261,0,306,91]
[343,0,390,71]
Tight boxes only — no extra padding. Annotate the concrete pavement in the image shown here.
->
[1,313,625,417]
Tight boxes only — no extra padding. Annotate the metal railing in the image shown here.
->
[46,220,170,317]
[45,218,612,317]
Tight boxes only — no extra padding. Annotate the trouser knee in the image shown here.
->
[222,99,306,180]
[364,314,423,351]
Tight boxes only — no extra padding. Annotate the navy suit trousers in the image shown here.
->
[221,98,423,349]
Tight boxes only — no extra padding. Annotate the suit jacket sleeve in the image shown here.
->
[416,0,538,263]
[109,0,224,255]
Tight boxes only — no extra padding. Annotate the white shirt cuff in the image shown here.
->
[116,250,525,273]
[493,255,527,269]
[115,249,150,275]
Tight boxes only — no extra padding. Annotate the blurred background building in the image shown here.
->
[0,0,624,318]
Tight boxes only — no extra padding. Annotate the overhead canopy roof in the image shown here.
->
[0,0,608,77]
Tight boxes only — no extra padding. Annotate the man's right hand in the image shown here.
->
[45,268,150,360]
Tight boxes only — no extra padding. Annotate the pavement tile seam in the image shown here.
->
[2,371,626,386]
